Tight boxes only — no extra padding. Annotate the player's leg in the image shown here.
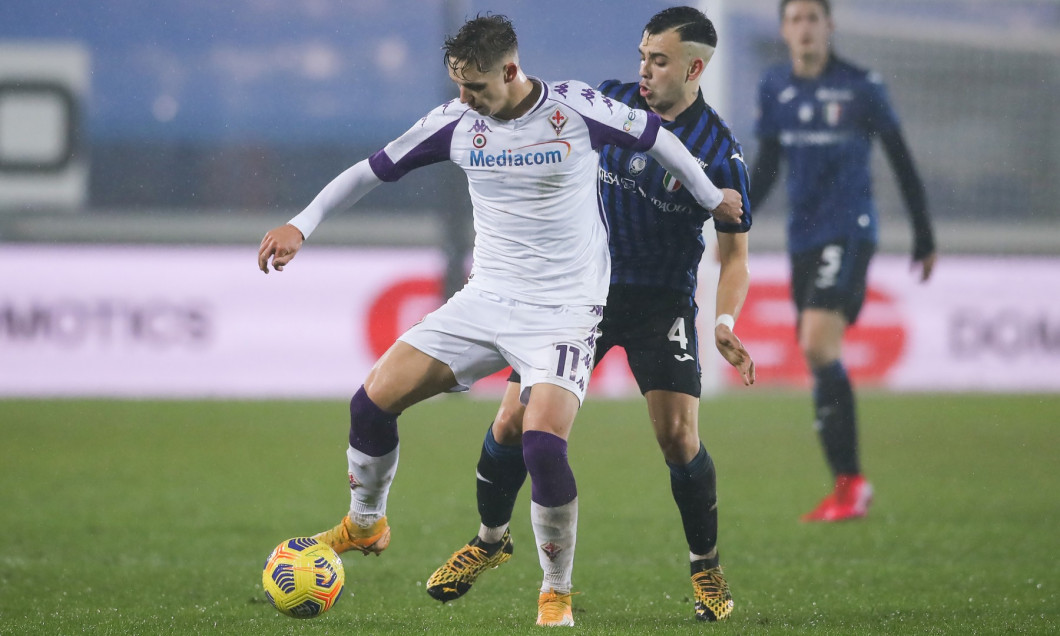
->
[618,285,734,620]
[315,341,458,555]
[523,382,580,627]
[317,288,511,553]
[794,241,875,522]
[427,378,525,602]
[643,390,732,621]
[799,308,872,520]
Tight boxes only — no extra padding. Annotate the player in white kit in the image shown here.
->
[257,14,743,627]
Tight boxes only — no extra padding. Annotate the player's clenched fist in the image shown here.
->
[711,188,744,225]
[258,224,305,273]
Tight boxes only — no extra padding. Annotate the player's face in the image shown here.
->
[638,29,692,118]
[448,61,510,118]
[781,0,833,61]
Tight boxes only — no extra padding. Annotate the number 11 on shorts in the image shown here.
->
[553,343,590,384]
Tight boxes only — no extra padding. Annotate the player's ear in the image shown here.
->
[503,62,518,83]
[686,58,705,82]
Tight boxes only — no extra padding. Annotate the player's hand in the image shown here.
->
[258,224,305,274]
[711,189,744,224]
[715,324,755,386]
[913,251,937,283]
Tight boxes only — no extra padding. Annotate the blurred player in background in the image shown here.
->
[750,0,937,522]
[257,14,743,627]
[425,7,753,622]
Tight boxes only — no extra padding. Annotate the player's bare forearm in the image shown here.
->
[714,232,750,320]
[714,231,754,385]
[258,224,304,274]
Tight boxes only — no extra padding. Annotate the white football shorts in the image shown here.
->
[398,286,602,404]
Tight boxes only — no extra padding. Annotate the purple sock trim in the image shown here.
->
[349,386,399,457]
[522,430,577,507]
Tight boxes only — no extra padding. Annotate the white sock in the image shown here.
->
[530,498,578,593]
[346,444,398,527]
[479,523,509,544]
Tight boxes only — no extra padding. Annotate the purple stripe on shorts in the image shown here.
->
[522,430,577,507]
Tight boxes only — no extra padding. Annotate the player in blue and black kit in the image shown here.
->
[425,7,754,622]
[750,0,937,522]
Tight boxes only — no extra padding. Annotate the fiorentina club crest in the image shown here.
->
[349,473,360,490]
[540,541,563,561]
[549,108,568,136]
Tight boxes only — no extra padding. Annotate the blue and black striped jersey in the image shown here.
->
[754,55,903,253]
[597,80,751,296]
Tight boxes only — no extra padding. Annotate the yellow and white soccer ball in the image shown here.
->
[262,537,345,618]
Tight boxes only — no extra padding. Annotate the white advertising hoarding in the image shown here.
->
[3,245,1059,397]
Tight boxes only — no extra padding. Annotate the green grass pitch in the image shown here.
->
[1,393,1057,634]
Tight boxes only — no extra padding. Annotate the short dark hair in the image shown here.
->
[643,6,717,48]
[779,0,832,18]
[443,14,518,75]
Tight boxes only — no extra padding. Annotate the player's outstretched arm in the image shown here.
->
[258,224,304,274]
[256,159,384,274]
[714,231,754,386]
[646,127,743,221]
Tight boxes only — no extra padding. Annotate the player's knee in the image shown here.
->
[492,412,523,444]
[654,424,700,465]
[492,401,525,445]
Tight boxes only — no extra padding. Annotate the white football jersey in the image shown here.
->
[368,79,661,306]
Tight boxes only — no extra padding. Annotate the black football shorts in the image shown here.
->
[790,239,875,325]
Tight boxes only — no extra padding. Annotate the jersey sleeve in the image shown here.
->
[368,101,465,182]
[710,138,752,234]
[861,72,901,135]
[553,80,661,152]
[754,73,780,140]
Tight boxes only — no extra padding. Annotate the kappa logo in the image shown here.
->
[468,119,493,134]
[554,82,570,99]
[580,88,596,105]
[540,542,563,561]
[549,108,568,135]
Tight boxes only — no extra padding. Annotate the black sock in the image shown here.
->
[812,361,860,476]
[476,425,528,528]
[668,443,718,557]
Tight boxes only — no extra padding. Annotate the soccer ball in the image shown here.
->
[262,537,345,618]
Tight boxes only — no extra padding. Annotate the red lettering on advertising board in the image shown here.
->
[731,282,906,386]
[366,277,442,358]
[364,276,638,394]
